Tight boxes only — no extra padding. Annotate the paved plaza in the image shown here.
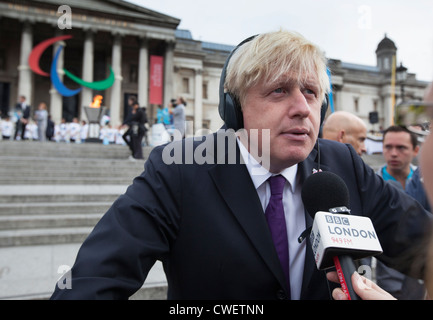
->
[0,182,168,300]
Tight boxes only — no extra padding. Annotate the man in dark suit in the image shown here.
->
[13,95,31,140]
[51,30,432,300]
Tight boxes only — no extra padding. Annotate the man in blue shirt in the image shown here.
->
[376,125,424,299]
[377,125,419,189]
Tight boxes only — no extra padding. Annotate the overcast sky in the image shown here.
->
[127,0,433,83]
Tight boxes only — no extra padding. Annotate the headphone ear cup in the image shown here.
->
[320,94,329,126]
[221,92,243,131]
[218,35,258,131]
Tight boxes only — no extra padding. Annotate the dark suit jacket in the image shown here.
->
[15,102,31,119]
[51,132,432,300]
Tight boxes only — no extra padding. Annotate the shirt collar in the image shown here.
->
[383,165,415,183]
[237,138,298,192]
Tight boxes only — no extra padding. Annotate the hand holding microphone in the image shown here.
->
[301,171,383,300]
[326,270,396,300]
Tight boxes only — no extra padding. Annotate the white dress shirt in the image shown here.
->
[237,139,306,299]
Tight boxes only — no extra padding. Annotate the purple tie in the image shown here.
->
[265,175,291,296]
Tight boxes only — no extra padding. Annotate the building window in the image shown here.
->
[0,49,5,71]
[203,82,208,99]
[130,64,138,83]
[182,77,190,94]
[354,97,359,113]
[186,115,194,136]
[202,119,210,129]
[383,57,390,70]
[373,99,378,111]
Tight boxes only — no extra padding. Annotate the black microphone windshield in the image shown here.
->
[301,171,350,218]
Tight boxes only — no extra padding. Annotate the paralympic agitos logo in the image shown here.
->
[28,35,115,97]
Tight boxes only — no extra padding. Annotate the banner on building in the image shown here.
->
[149,55,164,105]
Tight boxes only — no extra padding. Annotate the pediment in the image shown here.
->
[29,0,180,29]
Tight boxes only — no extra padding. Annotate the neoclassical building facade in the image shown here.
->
[328,35,428,132]
[0,0,429,136]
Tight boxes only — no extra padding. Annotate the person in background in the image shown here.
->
[13,95,31,141]
[69,117,81,143]
[374,125,425,299]
[171,96,186,139]
[115,125,126,145]
[128,101,146,159]
[377,125,419,189]
[322,110,367,156]
[422,85,433,298]
[405,84,433,213]
[0,116,13,140]
[407,168,431,212]
[58,118,69,143]
[26,120,38,140]
[156,104,171,127]
[80,120,88,143]
[46,115,55,141]
[125,95,136,123]
[34,102,48,142]
[122,96,138,157]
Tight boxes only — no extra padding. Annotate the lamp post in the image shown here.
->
[396,62,408,103]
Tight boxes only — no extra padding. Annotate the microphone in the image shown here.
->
[301,171,382,300]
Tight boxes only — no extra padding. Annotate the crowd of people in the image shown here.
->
[0,112,130,146]
[0,95,187,163]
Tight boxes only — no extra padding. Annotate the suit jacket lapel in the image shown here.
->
[208,140,289,293]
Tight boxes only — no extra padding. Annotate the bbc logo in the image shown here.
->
[325,215,350,226]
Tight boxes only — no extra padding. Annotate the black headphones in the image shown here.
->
[218,35,329,131]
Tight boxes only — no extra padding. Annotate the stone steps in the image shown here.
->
[0,192,120,204]
[0,140,141,247]
[0,201,112,215]
[0,177,136,185]
[0,227,93,247]
[0,214,103,230]
[0,142,148,185]
[0,183,123,247]
[0,139,164,299]
[0,140,153,159]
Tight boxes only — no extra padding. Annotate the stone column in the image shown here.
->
[80,29,94,119]
[380,85,393,128]
[109,34,122,127]
[49,30,65,124]
[138,37,149,107]
[17,22,33,105]
[194,69,203,135]
[163,40,175,108]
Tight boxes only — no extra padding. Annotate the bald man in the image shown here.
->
[322,111,368,155]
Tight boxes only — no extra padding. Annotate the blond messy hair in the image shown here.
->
[224,29,330,108]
